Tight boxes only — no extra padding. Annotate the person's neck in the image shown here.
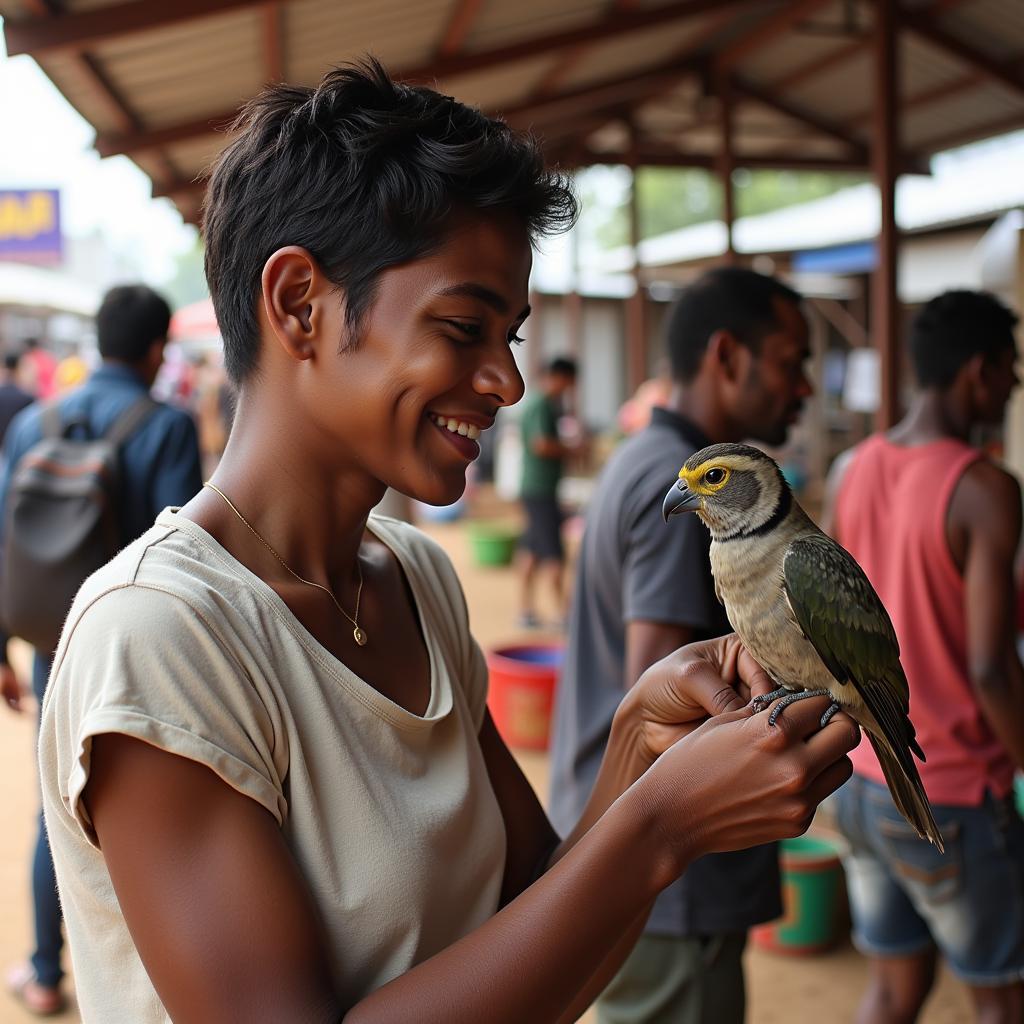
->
[667,380,745,444]
[887,391,972,445]
[192,393,385,587]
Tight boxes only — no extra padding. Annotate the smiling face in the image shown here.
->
[292,209,532,506]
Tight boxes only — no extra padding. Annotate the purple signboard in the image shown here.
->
[0,190,62,264]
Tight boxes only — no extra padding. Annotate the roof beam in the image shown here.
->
[845,69,986,128]
[900,9,1024,100]
[502,56,705,128]
[4,0,283,57]
[554,145,884,173]
[400,0,754,82]
[435,0,486,58]
[93,0,748,157]
[263,2,284,82]
[717,0,833,70]
[914,110,1024,154]
[732,75,869,157]
[767,38,865,92]
[18,0,182,187]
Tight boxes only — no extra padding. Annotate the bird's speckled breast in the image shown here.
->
[710,533,836,692]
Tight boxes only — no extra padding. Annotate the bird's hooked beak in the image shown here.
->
[662,477,702,521]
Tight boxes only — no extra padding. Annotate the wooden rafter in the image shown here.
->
[914,110,1024,154]
[767,38,865,92]
[717,0,833,70]
[901,9,1024,100]
[844,69,986,128]
[503,57,705,128]
[94,0,746,157]
[263,2,284,82]
[731,75,869,157]
[5,0,284,57]
[435,0,485,58]
[19,0,181,187]
[551,145,890,173]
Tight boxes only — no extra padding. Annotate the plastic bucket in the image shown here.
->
[751,835,845,955]
[486,644,563,750]
[468,523,520,567]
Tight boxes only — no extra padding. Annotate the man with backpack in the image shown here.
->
[1,284,203,1016]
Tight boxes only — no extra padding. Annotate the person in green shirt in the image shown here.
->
[517,357,578,628]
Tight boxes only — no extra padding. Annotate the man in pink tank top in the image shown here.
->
[823,290,1024,1023]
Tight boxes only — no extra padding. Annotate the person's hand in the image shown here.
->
[634,687,858,867]
[617,633,777,767]
[1,663,23,712]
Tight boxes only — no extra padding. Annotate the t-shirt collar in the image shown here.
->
[649,406,711,451]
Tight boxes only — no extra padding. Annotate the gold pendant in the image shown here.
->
[353,626,368,646]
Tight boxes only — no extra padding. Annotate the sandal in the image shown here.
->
[6,962,66,1017]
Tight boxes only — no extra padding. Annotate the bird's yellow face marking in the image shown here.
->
[679,461,732,495]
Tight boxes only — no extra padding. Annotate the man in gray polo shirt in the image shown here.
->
[549,267,813,1024]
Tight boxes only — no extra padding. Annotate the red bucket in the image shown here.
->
[486,644,563,750]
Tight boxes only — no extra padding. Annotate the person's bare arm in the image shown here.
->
[953,461,1024,768]
[85,640,856,1024]
[818,447,856,538]
[626,620,694,693]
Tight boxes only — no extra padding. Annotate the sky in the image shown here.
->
[0,43,197,286]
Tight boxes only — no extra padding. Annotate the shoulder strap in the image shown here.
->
[104,395,159,447]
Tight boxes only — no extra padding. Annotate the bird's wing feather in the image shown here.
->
[782,533,924,763]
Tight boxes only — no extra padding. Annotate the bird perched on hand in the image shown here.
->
[663,442,944,850]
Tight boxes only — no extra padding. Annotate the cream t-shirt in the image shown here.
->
[39,508,506,1022]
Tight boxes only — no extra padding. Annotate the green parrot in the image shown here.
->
[663,442,943,851]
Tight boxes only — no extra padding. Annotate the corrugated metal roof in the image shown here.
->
[1,0,1020,222]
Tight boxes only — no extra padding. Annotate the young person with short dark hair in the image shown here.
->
[38,61,857,1023]
[824,289,1024,1024]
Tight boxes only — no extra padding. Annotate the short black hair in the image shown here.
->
[4,351,20,372]
[96,285,172,363]
[547,357,577,379]
[665,267,803,382]
[203,57,578,384]
[910,290,1018,388]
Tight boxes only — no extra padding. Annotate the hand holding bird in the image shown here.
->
[663,442,945,851]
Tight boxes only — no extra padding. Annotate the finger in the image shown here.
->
[803,752,854,809]
[756,694,837,742]
[674,658,749,717]
[735,646,774,699]
[803,710,861,761]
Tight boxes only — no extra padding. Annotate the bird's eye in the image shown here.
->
[704,468,726,485]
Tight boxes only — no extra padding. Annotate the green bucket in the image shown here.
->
[751,835,845,955]
[468,523,520,567]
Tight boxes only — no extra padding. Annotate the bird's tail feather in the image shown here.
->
[867,732,945,853]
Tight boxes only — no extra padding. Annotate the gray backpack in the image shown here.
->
[0,396,156,654]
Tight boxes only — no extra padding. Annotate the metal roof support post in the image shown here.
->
[872,0,901,429]
[717,69,737,264]
[626,130,648,396]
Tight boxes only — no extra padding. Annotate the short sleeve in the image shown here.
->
[46,584,286,848]
[622,484,722,630]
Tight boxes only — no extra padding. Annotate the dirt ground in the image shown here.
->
[0,495,975,1023]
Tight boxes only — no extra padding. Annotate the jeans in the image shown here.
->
[30,653,63,989]
[835,774,1024,986]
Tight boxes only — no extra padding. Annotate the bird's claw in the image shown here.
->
[766,688,834,727]
[750,686,790,715]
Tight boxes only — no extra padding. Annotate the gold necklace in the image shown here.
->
[203,481,369,647]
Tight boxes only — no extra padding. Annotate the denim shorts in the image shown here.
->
[833,775,1024,986]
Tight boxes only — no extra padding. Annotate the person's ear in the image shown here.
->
[962,352,988,402]
[260,246,336,365]
[707,329,746,384]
